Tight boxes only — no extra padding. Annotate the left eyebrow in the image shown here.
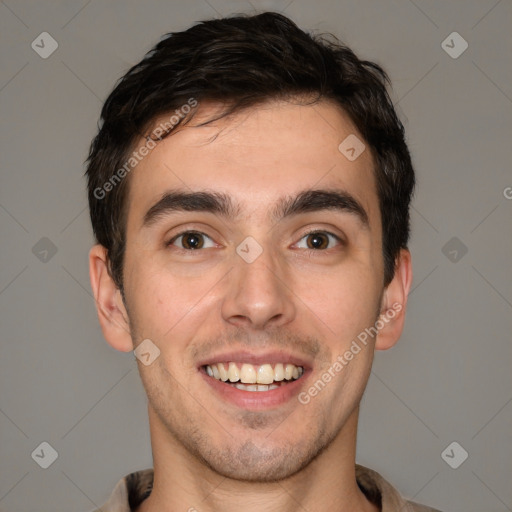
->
[270,188,369,229]
[142,188,369,230]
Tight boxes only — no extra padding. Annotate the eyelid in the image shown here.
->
[165,227,345,251]
[166,230,216,250]
[293,228,344,250]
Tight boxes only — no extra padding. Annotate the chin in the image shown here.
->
[197,432,331,483]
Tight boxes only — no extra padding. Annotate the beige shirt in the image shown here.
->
[92,464,442,512]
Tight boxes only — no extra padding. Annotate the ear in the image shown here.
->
[88,244,133,353]
[375,248,413,351]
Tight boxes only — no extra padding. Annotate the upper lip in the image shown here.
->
[197,349,313,370]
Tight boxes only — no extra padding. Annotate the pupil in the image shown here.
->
[308,233,326,249]
[185,233,202,249]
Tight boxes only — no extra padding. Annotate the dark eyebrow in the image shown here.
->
[270,189,369,228]
[143,190,240,228]
[142,188,369,229]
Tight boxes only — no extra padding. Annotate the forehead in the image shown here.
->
[125,99,380,231]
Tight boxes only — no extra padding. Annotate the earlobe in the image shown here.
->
[88,244,133,353]
[375,249,413,351]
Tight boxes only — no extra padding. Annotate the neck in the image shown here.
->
[136,406,379,512]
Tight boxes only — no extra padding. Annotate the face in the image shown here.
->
[119,99,387,481]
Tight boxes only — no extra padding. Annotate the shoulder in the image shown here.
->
[406,501,443,512]
[405,500,443,511]
[89,468,154,512]
[355,464,443,512]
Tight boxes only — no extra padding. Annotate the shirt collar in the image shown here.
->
[98,464,423,512]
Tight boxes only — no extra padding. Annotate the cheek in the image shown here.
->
[292,264,381,341]
[124,255,224,346]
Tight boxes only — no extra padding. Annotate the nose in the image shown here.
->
[221,243,296,330]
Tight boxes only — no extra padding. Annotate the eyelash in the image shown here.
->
[296,229,344,251]
[166,229,344,252]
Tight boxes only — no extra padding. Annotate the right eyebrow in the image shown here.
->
[142,189,240,228]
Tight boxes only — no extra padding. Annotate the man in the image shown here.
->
[86,11,442,512]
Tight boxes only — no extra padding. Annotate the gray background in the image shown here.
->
[1,1,511,511]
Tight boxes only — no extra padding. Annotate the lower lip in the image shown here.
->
[199,369,309,410]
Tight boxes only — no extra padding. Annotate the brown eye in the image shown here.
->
[306,232,329,249]
[182,232,203,249]
[296,231,342,250]
[168,231,214,250]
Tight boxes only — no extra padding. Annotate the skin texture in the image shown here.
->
[89,99,412,512]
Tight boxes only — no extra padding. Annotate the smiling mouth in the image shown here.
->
[202,362,304,392]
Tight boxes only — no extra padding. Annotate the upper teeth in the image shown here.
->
[205,362,303,384]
